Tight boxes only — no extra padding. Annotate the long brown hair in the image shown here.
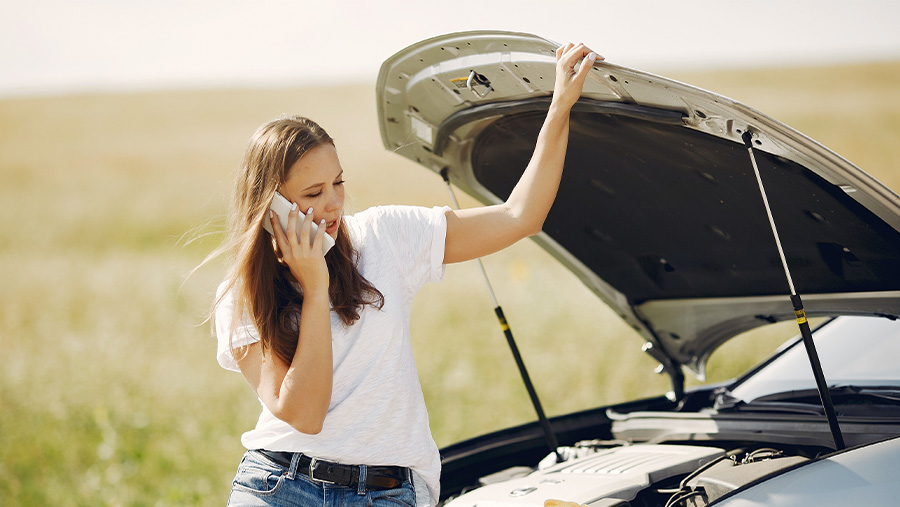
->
[219,116,383,365]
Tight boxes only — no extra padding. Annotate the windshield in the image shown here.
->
[728,316,900,404]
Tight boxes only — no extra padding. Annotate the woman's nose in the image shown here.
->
[324,188,342,212]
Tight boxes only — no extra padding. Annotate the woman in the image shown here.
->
[215,43,600,507]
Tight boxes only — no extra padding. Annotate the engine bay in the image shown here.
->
[443,441,813,507]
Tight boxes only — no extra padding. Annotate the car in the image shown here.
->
[375,31,900,507]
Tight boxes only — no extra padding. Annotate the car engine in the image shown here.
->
[443,442,811,507]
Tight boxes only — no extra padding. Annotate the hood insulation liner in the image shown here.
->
[472,109,900,305]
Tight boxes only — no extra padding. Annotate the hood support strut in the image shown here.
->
[440,168,562,461]
[743,131,846,450]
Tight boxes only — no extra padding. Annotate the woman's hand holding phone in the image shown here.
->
[264,192,335,255]
[266,194,332,296]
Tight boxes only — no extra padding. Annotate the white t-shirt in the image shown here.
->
[215,205,450,507]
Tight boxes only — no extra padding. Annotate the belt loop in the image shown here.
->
[287,452,301,480]
[357,465,367,495]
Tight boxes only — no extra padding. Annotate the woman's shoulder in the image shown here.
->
[348,204,415,221]
[345,205,446,248]
[346,204,449,266]
[348,205,448,229]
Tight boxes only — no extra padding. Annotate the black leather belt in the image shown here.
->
[256,450,411,490]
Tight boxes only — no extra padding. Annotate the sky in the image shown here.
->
[2,0,900,97]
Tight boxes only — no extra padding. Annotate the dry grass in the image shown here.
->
[1,60,897,505]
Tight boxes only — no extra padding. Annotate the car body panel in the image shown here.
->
[714,436,900,506]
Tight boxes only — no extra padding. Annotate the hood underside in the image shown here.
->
[376,31,900,379]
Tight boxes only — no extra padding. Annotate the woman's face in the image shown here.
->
[279,143,346,240]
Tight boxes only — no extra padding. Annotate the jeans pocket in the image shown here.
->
[231,454,285,497]
[367,482,416,507]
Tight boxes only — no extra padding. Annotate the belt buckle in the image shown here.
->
[308,457,336,485]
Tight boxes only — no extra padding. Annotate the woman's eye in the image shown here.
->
[334,180,345,186]
[307,191,322,198]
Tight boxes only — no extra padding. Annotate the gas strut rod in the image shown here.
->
[742,132,845,450]
[440,168,562,461]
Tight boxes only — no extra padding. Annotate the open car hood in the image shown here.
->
[376,31,900,385]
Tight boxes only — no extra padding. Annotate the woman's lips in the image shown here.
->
[325,218,339,235]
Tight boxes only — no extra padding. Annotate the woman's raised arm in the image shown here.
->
[443,43,600,264]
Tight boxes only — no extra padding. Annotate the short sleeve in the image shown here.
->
[418,205,451,288]
[375,205,450,295]
[214,281,261,372]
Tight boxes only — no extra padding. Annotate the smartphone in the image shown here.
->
[262,192,336,255]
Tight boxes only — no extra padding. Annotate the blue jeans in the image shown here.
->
[227,450,417,507]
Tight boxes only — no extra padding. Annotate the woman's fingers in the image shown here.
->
[555,42,574,60]
[284,202,301,248]
[553,42,601,109]
[575,50,600,79]
[270,208,290,252]
[558,43,600,75]
[298,207,316,252]
[272,201,319,256]
[311,217,327,252]
[275,202,329,290]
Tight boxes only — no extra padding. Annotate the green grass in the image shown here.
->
[2,61,898,505]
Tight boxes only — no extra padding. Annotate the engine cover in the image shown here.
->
[445,445,725,507]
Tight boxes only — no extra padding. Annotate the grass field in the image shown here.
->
[1,61,898,505]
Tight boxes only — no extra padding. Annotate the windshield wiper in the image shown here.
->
[759,386,900,403]
[854,386,900,402]
[717,386,900,415]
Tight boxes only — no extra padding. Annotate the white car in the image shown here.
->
[376,31,900,507]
